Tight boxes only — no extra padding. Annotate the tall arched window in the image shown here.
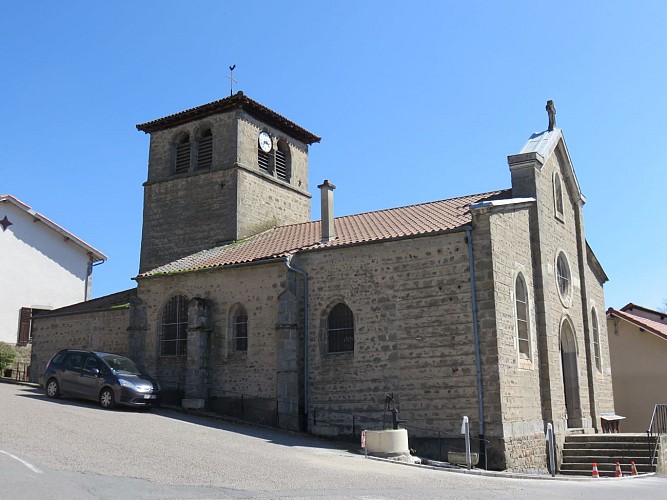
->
[515,274,531,360]
[160,295,188,356]
[327,303,354,353]
[174,133,191,174]
[554,172,564,219]
[196,128,213,170]
[232,305,248,353]
[591,308,601,372]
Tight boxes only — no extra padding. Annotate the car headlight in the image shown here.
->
[119,379,136,390]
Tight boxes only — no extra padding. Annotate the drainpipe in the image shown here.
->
[465,226,486,464]
[284,254,309,426]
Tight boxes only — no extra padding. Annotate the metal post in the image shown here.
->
[462,416,471,470]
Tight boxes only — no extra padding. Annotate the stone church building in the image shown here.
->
[31,92,615,470]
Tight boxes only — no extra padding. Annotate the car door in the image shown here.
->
[59,352,85,396]
[79,355,102,401]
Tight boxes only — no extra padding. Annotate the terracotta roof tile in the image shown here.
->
[607,307,667,341]
[139,189,511,278]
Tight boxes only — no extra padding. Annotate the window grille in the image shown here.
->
[556,253,571,299]
[275,149,287,180]
[161,295,188,356]
[327,303,354,353]
[515,275,530,358]
[592,309,601,371]
[196,130,213,169]
[233,307,248,352]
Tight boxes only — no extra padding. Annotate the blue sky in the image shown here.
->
[2,1,665,310]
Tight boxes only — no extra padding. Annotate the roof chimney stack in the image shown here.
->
[318,179,336,242]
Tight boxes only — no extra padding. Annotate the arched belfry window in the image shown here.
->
[275,140,290,182]
[231,305,248,353]
[515,274,531,360]
[196,128,213,170]
[160,295,188,356]
[591,308,601,372]
[327,303,354,353]
[174,133,191,174]
[554,172,564,219]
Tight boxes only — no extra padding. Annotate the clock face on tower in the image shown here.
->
[258,131,272,153]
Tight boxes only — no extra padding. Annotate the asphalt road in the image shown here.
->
[1,381,665,499]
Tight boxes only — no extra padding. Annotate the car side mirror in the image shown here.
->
[91,368,100,377]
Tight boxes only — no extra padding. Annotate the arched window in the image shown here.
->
[174,133,191,174]
[327,303,354,353]
[554,172,564,219]
[515,274,531,360]
[232,305,248,352]
[160,295,188,356]
[196,128,213,170]
[591,308,601,372]
[275,140,290,182]
[556,252,571,303]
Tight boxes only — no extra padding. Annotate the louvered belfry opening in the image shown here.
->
[258,148,272,173]
[275,140,289,181]
[196,129,213,169]
[175,133,191,174]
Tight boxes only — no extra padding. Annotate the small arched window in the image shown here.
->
[174,133,191,174]
[515,274,531,360]
[275,140,290,182]
[554,172,564,219]
[232,305,248,353]
[196,128,213,170]
[327,303,354,353]
[591,308,601,372]
[160,295,188,356]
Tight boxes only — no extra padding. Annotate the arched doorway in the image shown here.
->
[560,319,582,427]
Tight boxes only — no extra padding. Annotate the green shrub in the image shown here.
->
[0,342,17,371]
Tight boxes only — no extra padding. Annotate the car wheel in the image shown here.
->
[99,388,115,409]
[46,379,60,399]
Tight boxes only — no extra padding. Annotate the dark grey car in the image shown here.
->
[44,349,160,409]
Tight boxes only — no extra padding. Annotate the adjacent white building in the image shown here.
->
[0,195,106,344]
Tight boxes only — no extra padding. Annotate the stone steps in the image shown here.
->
[560,434,657,477]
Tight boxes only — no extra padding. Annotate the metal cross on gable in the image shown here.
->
[227,65,237,96]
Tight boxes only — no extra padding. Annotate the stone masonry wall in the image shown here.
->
[137,262,289,405]
[482,205,547,470]
[299,232,482,441]
[30,307,130,384]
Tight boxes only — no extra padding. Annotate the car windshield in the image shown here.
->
[98,354,143,375]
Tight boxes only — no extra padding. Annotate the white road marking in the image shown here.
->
[0,450,43,474]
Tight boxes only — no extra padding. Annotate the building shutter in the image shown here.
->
[17,307,32,345]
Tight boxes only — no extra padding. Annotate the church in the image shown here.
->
[31,92,615,471]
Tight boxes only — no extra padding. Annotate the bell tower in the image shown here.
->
[136,92,320,273]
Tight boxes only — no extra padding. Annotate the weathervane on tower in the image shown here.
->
[227,65,237,96]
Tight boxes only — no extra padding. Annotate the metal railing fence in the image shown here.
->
[647,403,667,471]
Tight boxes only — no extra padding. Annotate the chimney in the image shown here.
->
[318,179,336,242]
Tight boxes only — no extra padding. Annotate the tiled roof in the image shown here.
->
[607,306,667,341]
[136,91,321,144]
[139,189,511,278]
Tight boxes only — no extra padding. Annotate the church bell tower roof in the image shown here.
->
[136,91,321,145]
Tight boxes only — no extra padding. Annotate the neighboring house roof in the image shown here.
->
[136,91,321,144]
[32,288,137,318]
[0,194,107,262]
[606,305,667,342]
[139,189,511,278]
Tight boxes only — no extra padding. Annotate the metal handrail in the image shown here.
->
[647,403,667,471]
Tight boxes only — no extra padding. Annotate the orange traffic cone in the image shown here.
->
[630,461,638,476]
[615,461,622,477]
[592,462,600,478]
